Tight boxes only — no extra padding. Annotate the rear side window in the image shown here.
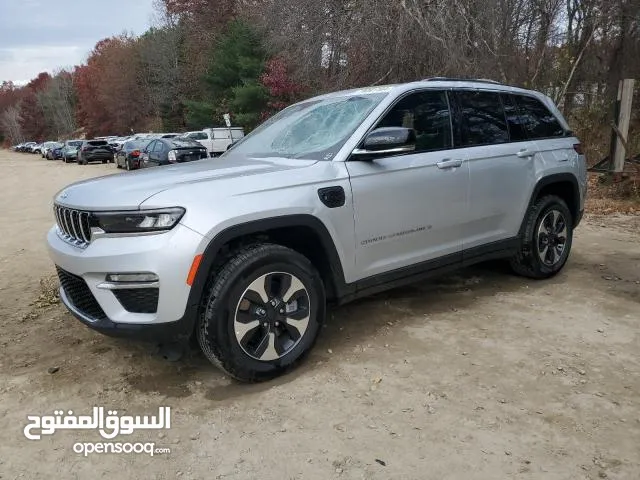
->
[376,90,452,153]
[455,91,509,147]
[514,95,565,139]
[501,94,529,141]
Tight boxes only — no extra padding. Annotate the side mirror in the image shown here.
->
[352,127,416,158]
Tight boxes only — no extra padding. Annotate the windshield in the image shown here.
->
[226,92,387,160]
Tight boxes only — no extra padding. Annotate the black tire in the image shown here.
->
[510,195,573,279]
[197,244,326,382]
[125,159,131,171]
[102,159,107,164]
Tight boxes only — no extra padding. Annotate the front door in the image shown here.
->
[346,90,469,281]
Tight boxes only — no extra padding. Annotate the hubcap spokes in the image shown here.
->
[234,272,310,361]
[537,210,568,266]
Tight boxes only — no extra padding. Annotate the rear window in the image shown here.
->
[68,140,83,147]
[88,140,108,146]
[124,140,149,150]
[169,139,205,148]
[455,91,509,147]
[513,95,565,139]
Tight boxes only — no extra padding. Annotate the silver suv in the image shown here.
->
[47,79,587,382]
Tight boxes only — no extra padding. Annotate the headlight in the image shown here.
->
[92,208,185,233]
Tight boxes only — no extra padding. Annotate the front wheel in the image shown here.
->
[510,195,573,279]
[197,244,326,382]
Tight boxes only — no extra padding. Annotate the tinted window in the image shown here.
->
[88,140,108,146]
[514,95,565,139]
[169,139,205,148]
[124,140,142,151]
[189,132,207,140]
[455,91,509,146]
[376,90,451,152]
[501,94,529,141]
[153,141,165,152]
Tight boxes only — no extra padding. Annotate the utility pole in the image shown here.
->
[612,79,635,174]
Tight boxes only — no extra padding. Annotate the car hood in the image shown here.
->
[54,154,318,210]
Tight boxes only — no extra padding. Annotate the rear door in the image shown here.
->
[347,89,468,280]
[451,90,537,254]
[514,93,576,167]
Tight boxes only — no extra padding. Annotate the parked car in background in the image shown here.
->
[30,143,43,154]
[45,142,64,160]
[17,142,35,152]
[61,140,83,163]
[62,146,79,163]
[77,140,114,165]
[182,128,244,157]
[115,139,151,170]
[142,138,208,168]
[41,141,58,158]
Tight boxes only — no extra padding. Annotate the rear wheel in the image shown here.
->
[125,159,131,171]
[510,195,573,279]
[197,244,326,382]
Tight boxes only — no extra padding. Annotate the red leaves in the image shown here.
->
[259,57,304,119]
[260,57,302,100]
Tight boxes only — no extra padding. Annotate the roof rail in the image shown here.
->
[423,77,502,85]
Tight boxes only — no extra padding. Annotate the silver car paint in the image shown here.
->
[47,80,586,326]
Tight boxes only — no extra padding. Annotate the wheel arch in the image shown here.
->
[187,215,351,315]
[520,173,581,236]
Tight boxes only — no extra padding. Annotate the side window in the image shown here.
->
[154,142,165,153]
[514,95,565,138]
[146,141,157,152]
[194,132,207,140]
[501,94,529,142]
[375,90,452,153]
[455,90,509,146]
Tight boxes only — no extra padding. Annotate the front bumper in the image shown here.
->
[47,223,206,342]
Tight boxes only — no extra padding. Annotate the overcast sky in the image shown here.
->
[0,0,156,84]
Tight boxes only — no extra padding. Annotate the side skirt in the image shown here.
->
[336,238,519,305]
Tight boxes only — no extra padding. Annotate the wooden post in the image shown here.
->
[613,79,635,173]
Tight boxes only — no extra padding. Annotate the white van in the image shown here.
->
[184,128,245,157]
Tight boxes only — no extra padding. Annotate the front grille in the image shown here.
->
[56,267,106,320]
[113,288,159,314]
[54,205,91,247]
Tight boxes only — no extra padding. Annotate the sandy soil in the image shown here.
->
[0,149,639,480]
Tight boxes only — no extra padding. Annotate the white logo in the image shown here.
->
[58,190,68,200]
[24,406,171,440]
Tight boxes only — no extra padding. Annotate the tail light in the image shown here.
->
[168,150,177,163]
[573,143,584,155]
[131,150,140,157]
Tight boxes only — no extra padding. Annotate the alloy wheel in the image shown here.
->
[537,209,568,266]
[234,272,310,361]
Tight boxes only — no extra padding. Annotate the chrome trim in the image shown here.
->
[96,281,160,290]
[59,287,99,323]
[54,204,92,249]
[352,145,416,156]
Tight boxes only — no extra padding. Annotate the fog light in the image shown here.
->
[106,273,159,283]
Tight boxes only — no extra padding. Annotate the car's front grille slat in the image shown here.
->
[54,205,92,248]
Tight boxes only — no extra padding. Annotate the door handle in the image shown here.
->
[436,159,463,169]
[517,149,536,158]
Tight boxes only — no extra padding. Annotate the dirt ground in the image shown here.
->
[0,149,639,480]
